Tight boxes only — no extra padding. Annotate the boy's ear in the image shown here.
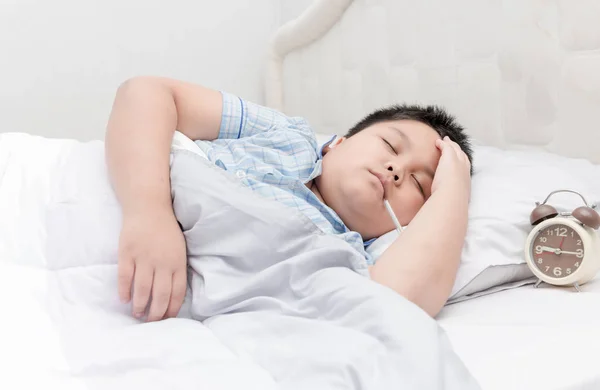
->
[322,136,346,155]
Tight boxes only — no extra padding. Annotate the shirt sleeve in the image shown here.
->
[218,91,313,140]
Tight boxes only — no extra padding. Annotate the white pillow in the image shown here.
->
[366,143,600,303]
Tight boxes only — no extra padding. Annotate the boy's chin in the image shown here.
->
[343,205,382,232]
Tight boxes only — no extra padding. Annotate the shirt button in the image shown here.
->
[236,170,246,179]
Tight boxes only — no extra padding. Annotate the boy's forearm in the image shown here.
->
[370,187,469,317]
[105,79,178,216]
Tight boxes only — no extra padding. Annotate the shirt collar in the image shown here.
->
[363,237,377,247]
[307,134,337,182]
[318,134,337,159]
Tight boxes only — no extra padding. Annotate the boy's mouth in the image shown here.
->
[369,170,388,200]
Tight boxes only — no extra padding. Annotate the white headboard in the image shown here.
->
[265,0,600,164]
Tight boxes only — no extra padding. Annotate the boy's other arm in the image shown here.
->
[106,76,223,214]
[369,136,471,318]
[105,76,223,321]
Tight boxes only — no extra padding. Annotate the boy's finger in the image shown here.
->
[166,270,187,319]
[443,137,462,157]
[147,270,172,322]
[450,141,462,156]
[132,265,154,318]
[117,255,134,303]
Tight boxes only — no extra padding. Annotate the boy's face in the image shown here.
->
[317,120,441,240]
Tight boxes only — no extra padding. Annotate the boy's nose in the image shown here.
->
[386,165,404,185]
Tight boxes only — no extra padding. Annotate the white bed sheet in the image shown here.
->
[438,276,600,390]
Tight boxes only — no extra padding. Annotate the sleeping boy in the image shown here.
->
[105,76,473,322]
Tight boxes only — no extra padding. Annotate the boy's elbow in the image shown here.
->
[370,269,450,318]
[117,76,169,96]
[394,285,447,318]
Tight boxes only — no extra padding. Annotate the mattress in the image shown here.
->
[438,276,600,390]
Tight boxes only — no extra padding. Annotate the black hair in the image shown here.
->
[345,104,473,175]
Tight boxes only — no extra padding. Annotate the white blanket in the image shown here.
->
[0,133,275,390]
[0,132,479,389]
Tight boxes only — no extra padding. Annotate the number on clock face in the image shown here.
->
[531,224,584,278]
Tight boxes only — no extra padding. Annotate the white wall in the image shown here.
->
[279,0,312,24]
[0,0,281,140]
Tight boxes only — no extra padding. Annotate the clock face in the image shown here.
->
[531,224,585,279]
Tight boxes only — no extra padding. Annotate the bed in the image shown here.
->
[265,0,600,389]
[2,0,600,389]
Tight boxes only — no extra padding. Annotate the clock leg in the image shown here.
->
[573,282,581,292]
[534,279,543,288]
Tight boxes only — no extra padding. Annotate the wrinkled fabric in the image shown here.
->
[170,149,481,390]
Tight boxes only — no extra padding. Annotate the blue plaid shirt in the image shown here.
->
[195,91,373,265]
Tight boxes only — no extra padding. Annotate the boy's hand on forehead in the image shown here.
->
[431,136,471,197]
[371,135,471,318]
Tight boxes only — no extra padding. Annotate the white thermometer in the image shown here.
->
[384,199,404,233]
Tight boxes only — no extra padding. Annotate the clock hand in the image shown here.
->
[539,245,559,252]
[557,250,581,255]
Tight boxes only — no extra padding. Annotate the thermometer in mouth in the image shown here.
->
[384,199,404,233]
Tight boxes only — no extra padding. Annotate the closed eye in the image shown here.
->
[411,174,425,199]
[382,138,397,154]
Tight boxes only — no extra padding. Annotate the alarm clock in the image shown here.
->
[524,189,600,291]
